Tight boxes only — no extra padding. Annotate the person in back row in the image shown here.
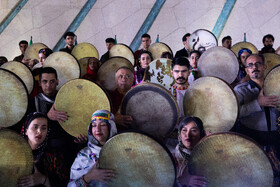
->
[175,33,191,58]
[100,38,116,64]
[59,32,76,54]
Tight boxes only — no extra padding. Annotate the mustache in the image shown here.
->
[252,70,260,73]
[176,77,186,80]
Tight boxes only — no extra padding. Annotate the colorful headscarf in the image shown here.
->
[238,48,252,58]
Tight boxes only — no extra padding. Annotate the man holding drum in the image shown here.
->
[234,54,280,160]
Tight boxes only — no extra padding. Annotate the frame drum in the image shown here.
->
[263,53,280,77]
[1,61,34,94]
[264,64,280,110]
[99,132,176,187]
[188,29,217,53]
[0,129,33,186]
[188,133,274,187]
[198,46,239,84]
[121,83,179,139]
[231,42,259,58]
[109,44,135,66]
[24,43,48,60]
[54,79,111,137]
[0,68,28,127]
[71,42,99,61]
[183,77,239,133]
[43,51,81,89]
[148,42,173,60]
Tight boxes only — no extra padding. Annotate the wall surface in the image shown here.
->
[1,0,280,61]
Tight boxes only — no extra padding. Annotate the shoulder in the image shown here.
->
[234,81,250,91]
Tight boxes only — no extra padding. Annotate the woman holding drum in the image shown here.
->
[133,50,153,85]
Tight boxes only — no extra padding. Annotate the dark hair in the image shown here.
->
[182,33,191,42]
[19,40,28,45]
[39,48,53,57]
[262,34,275,43]
[139,50,153,61]
[105,38,115,43]
[63,32,76,39]
[190,50,201,57]
[39,67,58,80]
[244,54,265,66]
[161,51,173,59]
[171,57,190,70]
[25,112,48,129]
[0,56,8,65]
[178,116,206,138]
[141,33,151,39]
[222,35,232,43]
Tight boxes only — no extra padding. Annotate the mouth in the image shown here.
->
[95,133,103,136]
[35,135,42,139]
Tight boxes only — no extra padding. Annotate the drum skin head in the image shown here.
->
[99,132,176,187]
[109,44,135,66]
[188,133,274,187]
[183,77,239,133]
[263,53,280,77]
[0,68,28,127]
[0,129,33,186]
[147,58,174,90]
[97,57,133,91]
[55,79,111,137]
[231,42,259,58]
[148,42,173,61]
[121,83,179,139]
[1,61,34,94]
[264,64,280,110]
[188,29,217,53]
[24,43,48,60]
[198,46,239,84]
[71,42,99,61]
[43,51,81,89]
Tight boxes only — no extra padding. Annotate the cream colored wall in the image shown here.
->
[1,0,280,61]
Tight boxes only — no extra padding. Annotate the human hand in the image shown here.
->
[83,161,115,184]
[187,175,207,187]
[257,88,280,108]
[47,104,68,122]
[18,165,48,187]
[74,134,88,144]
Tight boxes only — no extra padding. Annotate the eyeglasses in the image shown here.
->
[245,62,264,69]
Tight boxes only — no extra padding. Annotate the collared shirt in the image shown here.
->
[234,80,279,131]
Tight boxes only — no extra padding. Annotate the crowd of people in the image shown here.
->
[1,31,280,187]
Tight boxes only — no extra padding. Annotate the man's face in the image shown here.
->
[245,55,266,80]
[171,65,190,85]
[263,37,274,47]
[39,73,58,97]
[19,43,28,54]
[65,36,75,47]
[222,39,232,49]
[115,68,133,92]
[183,36,190,49]
[106,42,114,51]
[141,37,151,50]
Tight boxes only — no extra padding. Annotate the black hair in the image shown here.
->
[105,38,115,43]
[19,40,28,45]
[190,50,201,57]
[0,56,8,65]
[139,50,153,61]
[171,57,190,70]
[182,33,191,42]
[63,32,76,39]
[262,34,275,43]
[222,35,232,43]
[161,51,173,59]
[25,112,49,129]
[39,67,58,80]
[141,33,151,39]
[178,116,206,138]
[39,48,53,57]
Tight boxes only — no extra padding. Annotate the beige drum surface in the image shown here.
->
[0,69,28,127]
[188,133,274,187]
[55,79,111,137]
[121,83,179,139]
[1,61,34,94]
[99,132,176,187]
[24,43,48,60]
[263,53,280,77]
[109,44,135,66]
[97,57,133,91]
[264,64,280,110]
[71,42,99,61]
[198,46,239,84]
[43,51,80,89]
[188,29,217,52]
[231,42,258,57]
[148,42,173,61]
[0,129,33,186]
[147,58,174,89]
[183,77,239,133]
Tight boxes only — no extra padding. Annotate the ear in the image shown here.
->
[56,79,59,86]
[171,69,174,77]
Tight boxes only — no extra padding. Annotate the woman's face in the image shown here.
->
[91,118,109,145]
[140,53,152,69]
[240,51,250,66]
[26,117,48,150]
[180,121,201,150]
[190,53,200,68]
[39,53,47,65]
